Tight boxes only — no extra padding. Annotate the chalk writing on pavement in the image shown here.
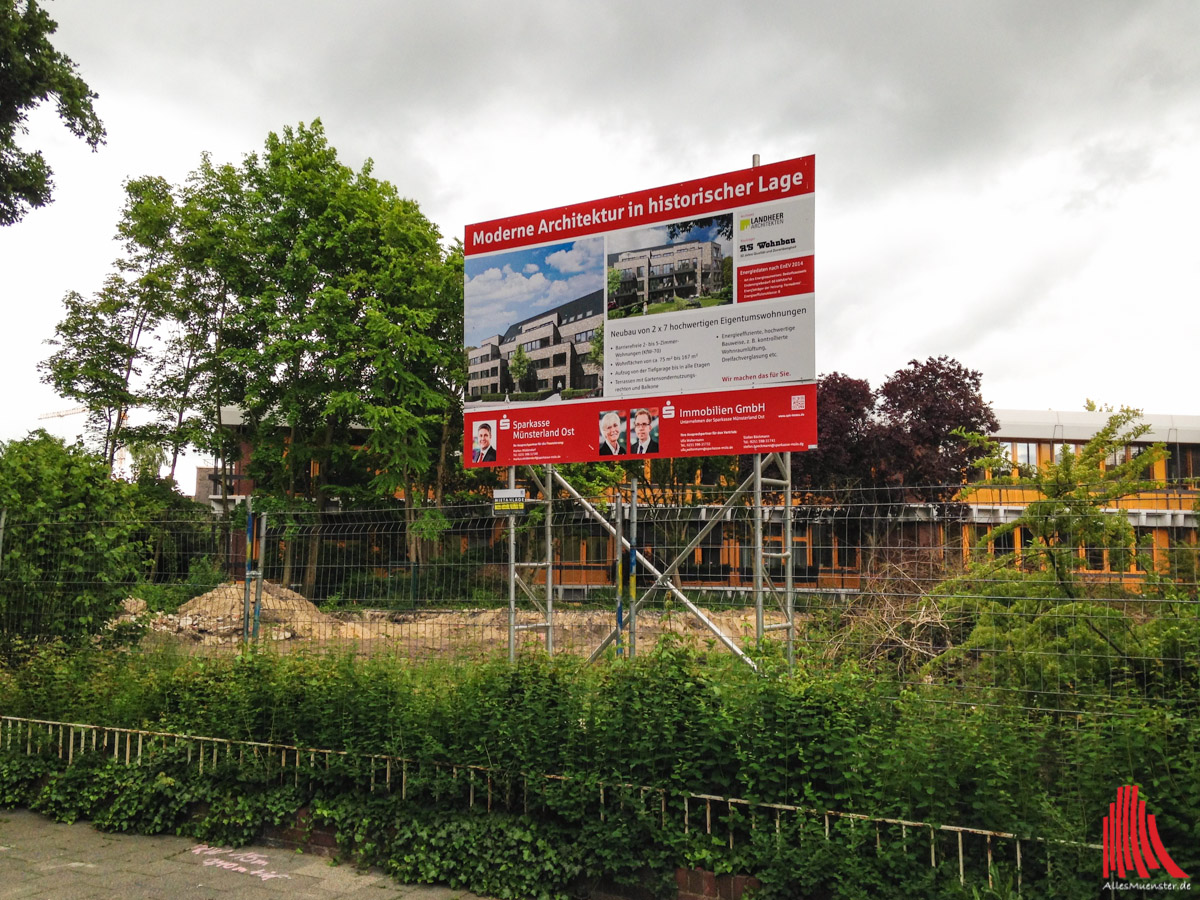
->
[190,844,291,881]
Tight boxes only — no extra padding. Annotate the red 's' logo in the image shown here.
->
[1103,785,1189,880]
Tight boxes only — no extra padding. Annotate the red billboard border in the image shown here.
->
[465,383,816,468]
[465,156,814,256]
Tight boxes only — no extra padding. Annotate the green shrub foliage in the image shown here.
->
[0,433,144,642]
[0,642,1196,898]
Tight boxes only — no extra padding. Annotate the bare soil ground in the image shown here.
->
[118,581,784,659]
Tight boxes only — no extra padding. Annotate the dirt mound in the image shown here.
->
[177,581,334,639]
[121,586,779,656]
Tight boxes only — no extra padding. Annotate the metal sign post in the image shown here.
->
[614,492,624,657]
[508,465,556,657]
[754,454,764,644]
[545,463,554,653]
[508,467,517,663]
[629,477,638,658]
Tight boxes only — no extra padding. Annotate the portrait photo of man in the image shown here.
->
[598,410,626,456]
[472,421,497,463]
[628,408,659,454]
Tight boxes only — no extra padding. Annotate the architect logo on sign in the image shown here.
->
[1103,785,1189,886]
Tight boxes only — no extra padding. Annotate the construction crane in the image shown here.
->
[37,406,88,420]
[35,406,131,477]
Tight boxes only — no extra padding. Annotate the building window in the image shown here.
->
[992,529,1014,559]
[990,445,1015,480]
[1014,441,1038,470]
[552,353,567,367]
[1052,442,1073,463]
[1167,445,1200,482]
[1133,527,1155,571]
[1128,444,1156,478]
[811,524,833,569]
[585,535,607,563]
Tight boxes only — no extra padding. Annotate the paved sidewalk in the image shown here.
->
[0,809,490,900]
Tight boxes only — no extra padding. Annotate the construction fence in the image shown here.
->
[1,479,1197,712]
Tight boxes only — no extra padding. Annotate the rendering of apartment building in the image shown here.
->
[607,240,724,311]
[466,289,605,399]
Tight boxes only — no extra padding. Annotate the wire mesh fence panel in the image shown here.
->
[0,479,1196,713]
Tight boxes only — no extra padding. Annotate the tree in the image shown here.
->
[586,322,603,375]
[38,285,137,468]
[213,121,456,594]
[961,407,1167,599]
[665,216,733,241]
[875,356,998,501]
[0,431,140,644]
[40,120,464,597]
[40,176,180,472]
[509,345,533,393]
[774,360,995,584]
[787,358,996,502]
[923,411,1189,704]
[172,152,259,502]
[790,372,877,492]
[0,0,105,225]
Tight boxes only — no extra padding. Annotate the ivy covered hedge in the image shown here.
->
[0,640,1196,898]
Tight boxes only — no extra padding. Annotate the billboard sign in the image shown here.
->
[464,156,816,467]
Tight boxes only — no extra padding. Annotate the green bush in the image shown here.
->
[0,433,144,645]
[133,556,226,614]
[0,642,1196,898]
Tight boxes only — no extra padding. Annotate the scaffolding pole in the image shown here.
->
[630,477,638,658]
[551,468,759,671]
[545,463,554,653]
[784,452,794,669]
[614,491,624,657]
[754,454,764,644]
[507,466,516,664]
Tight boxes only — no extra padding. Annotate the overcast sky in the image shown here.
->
[2,1,1197,489]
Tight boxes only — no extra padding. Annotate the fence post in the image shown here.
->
[242,496,253,642]
[253,512,266,640]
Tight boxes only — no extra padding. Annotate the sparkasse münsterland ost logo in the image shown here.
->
[1103,785,1189,883]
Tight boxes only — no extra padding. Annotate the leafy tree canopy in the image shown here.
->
[958,406,1167,599]
[41,120,461,507]
[919,409,1190,706]
[0,431,139,643]
[0,0,105,225]
[790,356,998,502]
[40,120,463,596]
